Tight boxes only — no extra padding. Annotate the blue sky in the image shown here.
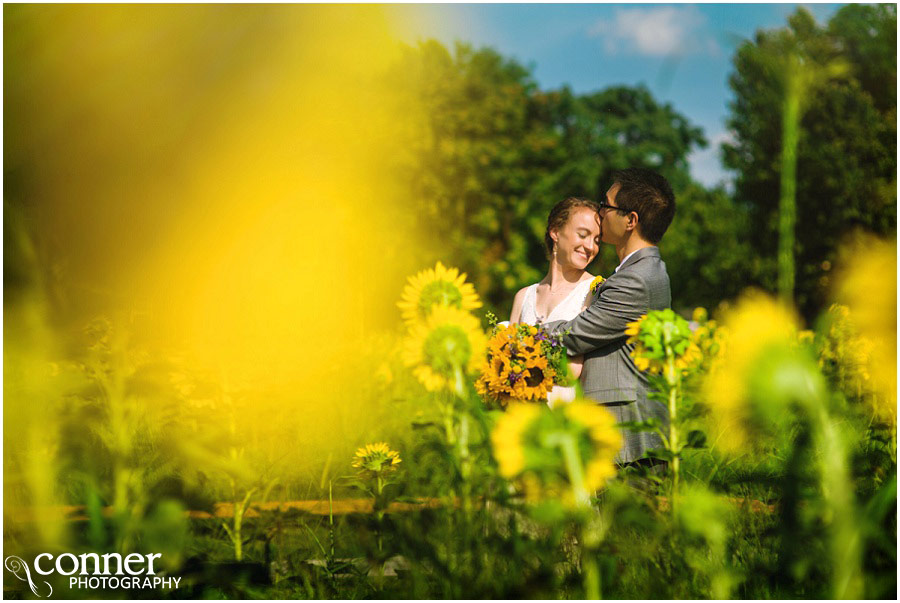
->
[387,3,846,188]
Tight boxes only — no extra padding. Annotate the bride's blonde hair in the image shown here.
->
[544,197,600,259]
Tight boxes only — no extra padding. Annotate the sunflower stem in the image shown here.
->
[558,434,601,598]
[328,479,335,564]
[806,393,863,599]
[559,434,590,507]
[666,354,680,512]
[374,475,385,587]
[453,364,465,399]
[582,538,601,600]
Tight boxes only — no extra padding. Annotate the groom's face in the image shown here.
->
[600,183,627,245]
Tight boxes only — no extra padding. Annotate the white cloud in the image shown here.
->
[688,130,736,189]
[589,6,716,57]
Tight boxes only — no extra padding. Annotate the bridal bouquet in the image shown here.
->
[476,316,572,405]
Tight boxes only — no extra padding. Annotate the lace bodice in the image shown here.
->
[520,278,594,325]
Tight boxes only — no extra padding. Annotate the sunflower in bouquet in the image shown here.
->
[476,319,572,406]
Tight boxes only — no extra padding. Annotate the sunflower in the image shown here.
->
[589,274,606,294]
[490,401,622,506]
[626,314,664,374]
[693,306,712,325]
[476,324,556,403]
[403,305,486,392]
[834,236,896,426]
[624,314,646,341]
[818,304,878,414]
[626,310,700,376]
[702,290,804,452]
[397,261,482,327]
[674,341,702,371]
[562,403,623,492]
[491,402,542,477]
[352,442,402,475]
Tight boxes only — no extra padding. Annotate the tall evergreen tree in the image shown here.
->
[723,6,897,318]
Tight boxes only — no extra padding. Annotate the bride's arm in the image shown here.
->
[509,286,528,324]
[567,355,584,379]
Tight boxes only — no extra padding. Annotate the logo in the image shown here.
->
[4,553,181,597]
[5,556,52,597]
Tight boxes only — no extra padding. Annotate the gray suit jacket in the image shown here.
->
[547,246,671,463]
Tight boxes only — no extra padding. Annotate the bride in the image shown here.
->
[509,197,601,405]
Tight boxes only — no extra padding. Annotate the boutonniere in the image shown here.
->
[589,274,606,294]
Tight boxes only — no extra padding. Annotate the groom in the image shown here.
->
[546,167,675,467]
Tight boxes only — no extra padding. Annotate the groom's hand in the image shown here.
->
[543,320,576,355]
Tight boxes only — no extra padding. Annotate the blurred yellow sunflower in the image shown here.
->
[818,304,873,394]
[562,403,622,492]
[626,311,699,376]
[834,235,896,426]
[625,315,656,372]
[702,290,803,452]
[624,315,646,340]
[491,402,542,477]
[674,341,703,371]
[352,442,402,474]
[398,261,482,327]
[403,305,486,392]
[490,400,622,505]
[589,274,605,294]
[691,307,709,324]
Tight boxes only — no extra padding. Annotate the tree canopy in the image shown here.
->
[388,41,713,315]
[723,5,897,317]
[385,7,896,321]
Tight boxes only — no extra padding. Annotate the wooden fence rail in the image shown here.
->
[6,495,774,524]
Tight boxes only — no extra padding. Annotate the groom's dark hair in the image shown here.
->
[612,168,676,244]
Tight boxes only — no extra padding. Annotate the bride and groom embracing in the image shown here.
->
[509,167,675,470]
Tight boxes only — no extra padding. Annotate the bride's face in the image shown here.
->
[551,207,601,270]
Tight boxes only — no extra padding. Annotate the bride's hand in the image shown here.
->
[567,354,584,379]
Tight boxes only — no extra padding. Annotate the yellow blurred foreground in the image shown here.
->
[4,4,428,541]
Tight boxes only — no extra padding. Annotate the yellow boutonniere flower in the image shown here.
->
[589,274,605,294]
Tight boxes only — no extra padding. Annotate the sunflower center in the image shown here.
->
[524,368,545,388]
[423,325,472,377]
[418,280,464,318]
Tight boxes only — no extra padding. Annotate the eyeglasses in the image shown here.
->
[597,201,637,217]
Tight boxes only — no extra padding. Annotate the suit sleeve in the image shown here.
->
[550,270,648,356]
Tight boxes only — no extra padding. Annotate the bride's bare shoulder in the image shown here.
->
[509,284,532,323]
[514,284,533,299]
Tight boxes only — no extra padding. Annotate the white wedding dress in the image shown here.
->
[519,278,594,408]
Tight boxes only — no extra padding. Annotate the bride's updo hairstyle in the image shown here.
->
[544,197,600,259]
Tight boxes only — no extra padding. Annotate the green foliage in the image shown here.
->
[5,12,898,601]
[723,5,897,318]
[663,184,756,313]
[387,42,708,316]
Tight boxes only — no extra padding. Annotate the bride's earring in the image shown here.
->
[552,244,558,259]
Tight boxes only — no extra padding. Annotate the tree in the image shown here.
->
[662,183,756,314]
[386,41,558,312]
[723,6,897,318]
[388,42,710,314]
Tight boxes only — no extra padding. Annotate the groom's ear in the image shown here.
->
[626,212,639,231]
